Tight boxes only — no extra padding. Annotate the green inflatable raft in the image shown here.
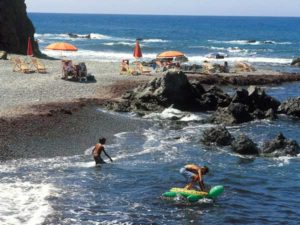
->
[163,185,224,202]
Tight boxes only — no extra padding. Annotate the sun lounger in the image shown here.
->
[30,57,47,73]
[74,62,88,81]
[11,57,30,73]
[136,62,152,75]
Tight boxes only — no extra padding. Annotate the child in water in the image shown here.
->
[92,137,113,166]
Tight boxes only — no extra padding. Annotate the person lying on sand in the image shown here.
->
[180,164,209,191]
[92,137,113,165]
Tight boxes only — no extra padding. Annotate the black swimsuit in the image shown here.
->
[94,155,106,165]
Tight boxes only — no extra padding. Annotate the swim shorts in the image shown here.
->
[180,167,195,182]
[94,155,106,165]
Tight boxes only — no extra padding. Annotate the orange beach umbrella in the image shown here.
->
[45,42,78,51]
[157,51,185,59]
[133,40,142,58]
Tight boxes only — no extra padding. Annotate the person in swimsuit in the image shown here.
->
[92,138,113,165]
[180,164,209,191]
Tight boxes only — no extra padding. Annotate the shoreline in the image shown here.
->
[1,56,300,161]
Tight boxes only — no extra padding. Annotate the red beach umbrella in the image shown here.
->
[133,40,142,59]
[27,37,33,56]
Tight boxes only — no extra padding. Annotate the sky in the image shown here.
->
[25,0,300,17]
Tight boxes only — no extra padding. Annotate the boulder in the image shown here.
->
[0,0,41,55]
[202,126,233,146]
[109,71,231,113]
[278,97,300,117]
[209,103,253,125]
[0,51,8,60]
[247,86,280,112]
[208,87,280,124]
[231,88,250,105]
[291,58,300,67]
[231,134,259,155]
[261,133,300,157]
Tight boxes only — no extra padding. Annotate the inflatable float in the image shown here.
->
[162,185,224,202]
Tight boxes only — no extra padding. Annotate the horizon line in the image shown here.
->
[27,11,300,18]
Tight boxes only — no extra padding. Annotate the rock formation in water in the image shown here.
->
[0,0,40,55]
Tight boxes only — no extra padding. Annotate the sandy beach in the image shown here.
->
[0,56,153,117]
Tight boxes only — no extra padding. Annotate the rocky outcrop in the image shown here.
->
[261,133,300,157]
[209,86,280,125]
[202,126,233,146]
[278,97,300,118]
[231,134,259,155]
[291,58,300,67]
[0,0,40,55]
[107,71,231,113]
[68,33,91,39]
[201,128,299,157]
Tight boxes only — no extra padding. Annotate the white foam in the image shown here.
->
[188,55,292,64]
[103,41,135,46]
[143,38,168,43]
[42,49,156,62]
[208,39,292,45]
[0,181,55,225]
[35,33,111,41]
[90,33,111,40]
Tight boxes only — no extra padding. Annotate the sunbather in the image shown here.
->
[62,60,76,79]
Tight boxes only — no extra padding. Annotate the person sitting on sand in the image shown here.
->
[180,164,209,191]
[92,137,113,165]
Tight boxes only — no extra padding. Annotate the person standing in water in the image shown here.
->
[180,164,209,191]
[92,137,113,165]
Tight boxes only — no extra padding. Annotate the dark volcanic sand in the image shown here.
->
[0,103,150,161]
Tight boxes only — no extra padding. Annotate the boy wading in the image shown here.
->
[92,138,113,165]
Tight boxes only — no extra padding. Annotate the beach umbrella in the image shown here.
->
[133,40,142,59]
[45,42,78,51]
[27,37,33,56]
[157,51,185,59]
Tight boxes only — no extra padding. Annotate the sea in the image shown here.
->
[1,13,300,225]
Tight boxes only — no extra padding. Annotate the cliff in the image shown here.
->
[0,0,40,55]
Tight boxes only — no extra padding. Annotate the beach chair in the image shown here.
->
[137,62,152,75]
[30,57,47,73]
[75,62,88,81]
[11,57,30,73]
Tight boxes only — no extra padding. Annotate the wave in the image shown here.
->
[208,40,292,45]
[188,55,292,64]
[35,33,111,40]
[0,181,55,225]
[143,38,168,43]
[103,41,135,46]
[42,48,292,64]
[89,33,111,40]
[42,49,157,62]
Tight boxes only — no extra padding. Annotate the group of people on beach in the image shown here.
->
[92,137,209,191]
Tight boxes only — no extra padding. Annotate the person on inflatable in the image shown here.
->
[92,137,113,166]
[180,164,209,191]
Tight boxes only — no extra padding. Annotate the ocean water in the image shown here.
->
[1,83,300,225]
[29,13,300,72]
[1,13,300,225]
